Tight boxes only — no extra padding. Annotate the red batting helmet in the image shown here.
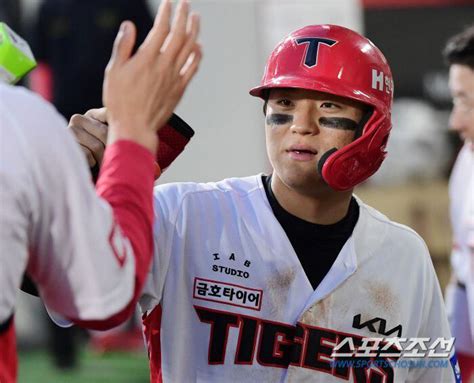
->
[250,24,393,191]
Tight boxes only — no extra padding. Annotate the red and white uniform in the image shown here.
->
[0,84,156,382]
[446,142,474,356]
[140,176,458,383]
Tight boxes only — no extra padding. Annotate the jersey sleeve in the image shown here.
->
[140,182,192,313]
[0,113,31,323]
[0,85,155,326]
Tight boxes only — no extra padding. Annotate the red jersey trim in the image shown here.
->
[0,315,17,383]
[143,305,163,383]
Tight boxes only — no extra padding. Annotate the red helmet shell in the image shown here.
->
[250,25,393,191]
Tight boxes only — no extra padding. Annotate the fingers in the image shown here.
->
[101,0,201,147]
[69,114,108,166]
[69,124,105,166]
[139,0,172,55]
[137,0,199,74]
[180,42,202,87]
[70,114,108,144]
[107,21,137,69]
[174,13,200,72]
[79,144,97,167]
[161,0,189,59]
[85,107,108,124]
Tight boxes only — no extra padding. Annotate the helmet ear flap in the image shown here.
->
[320,112,390,191]
[317,109,375,190]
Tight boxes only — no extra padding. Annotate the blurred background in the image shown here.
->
[2,0,474,381]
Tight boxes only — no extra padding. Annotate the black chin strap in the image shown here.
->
[317,147,338,177]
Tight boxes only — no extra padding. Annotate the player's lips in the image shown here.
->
[286,144,318,161]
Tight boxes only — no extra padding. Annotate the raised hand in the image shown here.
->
[102,0,201,154]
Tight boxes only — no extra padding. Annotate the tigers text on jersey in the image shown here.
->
[140,175,458,382]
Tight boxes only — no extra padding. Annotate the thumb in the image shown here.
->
[109,21,137,67]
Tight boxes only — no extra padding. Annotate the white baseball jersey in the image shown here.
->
[140,175,459,383]
[0,84,155,382]
[446,142,474,355]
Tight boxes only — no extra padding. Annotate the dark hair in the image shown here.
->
[262,89,269,115]
[443,25,474,69]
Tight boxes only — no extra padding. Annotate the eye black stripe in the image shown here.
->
[319,117,358,131]
[266,114,293,125]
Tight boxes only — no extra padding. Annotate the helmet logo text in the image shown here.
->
[372,69,393,94]
[295,37,337,68]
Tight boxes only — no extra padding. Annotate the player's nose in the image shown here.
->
[290,103,319,136]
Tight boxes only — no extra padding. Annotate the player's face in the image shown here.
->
[265,88,366,194]
[448,64,474,145]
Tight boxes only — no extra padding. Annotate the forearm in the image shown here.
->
[30,138,157,329]
[73,140,157,329]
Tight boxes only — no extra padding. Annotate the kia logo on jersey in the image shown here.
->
[352,314,403,337]
[295,37,337,68]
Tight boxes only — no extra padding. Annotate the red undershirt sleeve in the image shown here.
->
[74,140,159,330]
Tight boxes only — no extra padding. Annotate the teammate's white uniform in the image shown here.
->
[446,143,474,355]
[140,175,458,383]
[0,84,155,382]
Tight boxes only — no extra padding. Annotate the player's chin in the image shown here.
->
[283,157,317,175]
[278,163,321,189]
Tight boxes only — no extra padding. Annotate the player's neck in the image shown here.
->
[270,175,353,225]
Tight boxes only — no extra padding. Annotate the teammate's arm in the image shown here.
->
[13,0,200,329]
[74,0,201,328]
[62,0,200,329]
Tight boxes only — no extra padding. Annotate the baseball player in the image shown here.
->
[0,1,201,382]
[72,25,458,382]
[443,25,474,382]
